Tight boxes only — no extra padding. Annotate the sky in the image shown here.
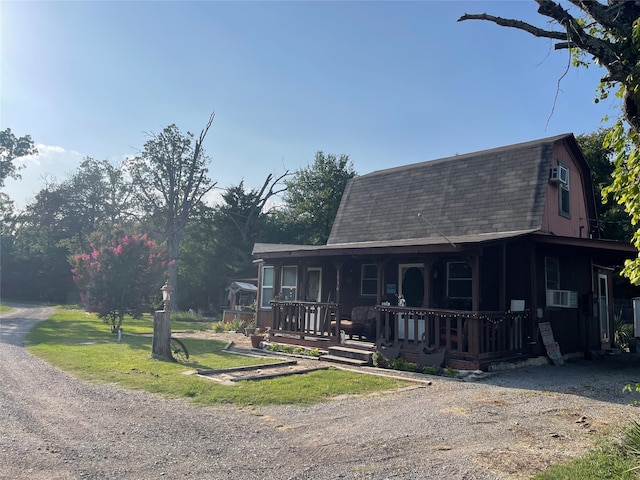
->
[1,1,620,210]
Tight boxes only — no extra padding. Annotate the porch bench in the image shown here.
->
[332,306,377,340]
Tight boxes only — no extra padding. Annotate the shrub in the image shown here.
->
[391,357,421,372]
[372,351,389,368]
[422,366,439,376]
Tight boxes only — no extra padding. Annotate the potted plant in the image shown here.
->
[250,327,270,349]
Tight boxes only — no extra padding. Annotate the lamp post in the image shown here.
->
[161,280,172,312]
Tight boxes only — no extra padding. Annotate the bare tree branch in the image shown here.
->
[458,12,567,41]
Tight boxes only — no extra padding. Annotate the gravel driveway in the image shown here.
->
[2,304,640,479]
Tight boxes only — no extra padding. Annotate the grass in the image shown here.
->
[26,310,411,406]
[0,304,11,313]
[531,443,638,480]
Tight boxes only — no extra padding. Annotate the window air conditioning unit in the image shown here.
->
[546,289,578,308]
[549,165,569,184]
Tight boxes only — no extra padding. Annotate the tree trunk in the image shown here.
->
[167,237,179,312]
[152,310,172,361]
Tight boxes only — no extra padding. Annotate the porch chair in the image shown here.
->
[332,306,377,340]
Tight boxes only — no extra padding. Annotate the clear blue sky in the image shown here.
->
[1,1,618,209]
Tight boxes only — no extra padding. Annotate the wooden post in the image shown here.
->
[152,310,172,360]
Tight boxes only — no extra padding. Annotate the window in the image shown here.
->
[280,266,298,301]
[260,265,274,308]
[558,162,570,217]
[545,257,560,290]
[447,261,472,299]
[361,264,377,296]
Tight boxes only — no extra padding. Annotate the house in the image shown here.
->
[252,134,637,369]
[222,280,257,324]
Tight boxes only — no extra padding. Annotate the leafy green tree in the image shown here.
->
[458,1,640,283]
[0,128,38,251]
[4,180,76,302]
[127,114,216,310]
[279,151,356,245]
[56,157,135,252]
[177,204,218,311]
[180,176,287,312]
[70,234,165,332]
[577,130,633,241]
[2,158,138,303]
[0,128,37,187]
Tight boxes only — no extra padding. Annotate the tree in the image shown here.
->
[0,128,37,187]
[127,113,216,310]
[458,1,640,282]
[70,234,165,333]
[0,128,38,243]
[4,179,76,303]
[206,178,287,297]
[2,158,137,304]
[279,152,356,245]
[57,157,135,252]
[576,129,633,241]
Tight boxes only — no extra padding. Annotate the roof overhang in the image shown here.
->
[253,230,637,261]
[253,230,537,259]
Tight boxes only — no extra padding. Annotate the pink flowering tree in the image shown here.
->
[70,234,165,333]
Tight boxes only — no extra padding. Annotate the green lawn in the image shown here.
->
[26,310,411,406]
[21,310,640,477]
[531,443,638,480]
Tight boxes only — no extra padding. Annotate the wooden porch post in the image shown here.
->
[273,262,282,298]
[528,241,540,355]
[500,243,506,310]
[333,260,343,305]
[376,258,386,340]
[471,253,480,311]
[299,261,307,301]
[423,258,434,308]
[469,253,481,359]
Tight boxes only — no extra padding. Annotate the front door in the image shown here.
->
[306,268,322,302]
[305,268,322,331]
[597,272,610,347]
[399,263,424,307]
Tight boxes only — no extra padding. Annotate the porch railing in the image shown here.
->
[375,305,529,364]
[269,300,340,339]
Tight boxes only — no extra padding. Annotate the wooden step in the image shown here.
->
[320,354,370,367]
[327,345,373,363]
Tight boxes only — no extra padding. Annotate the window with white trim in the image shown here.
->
[260,265,274,308]
[447,261,472,299]
[361,264,377,296]
[280,266,298,301]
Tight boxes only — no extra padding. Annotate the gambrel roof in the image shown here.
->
[254,133,636,259]
[327,133,587,245]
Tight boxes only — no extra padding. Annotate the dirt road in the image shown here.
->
[2,304,640,479]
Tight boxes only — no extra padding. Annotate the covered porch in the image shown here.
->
[267,300,530,369]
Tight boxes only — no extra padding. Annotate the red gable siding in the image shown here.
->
[540,141,591,238]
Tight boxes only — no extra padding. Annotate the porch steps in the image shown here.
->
[320,345,373,367]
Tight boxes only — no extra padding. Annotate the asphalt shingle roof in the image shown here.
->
[327,134,570,245]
